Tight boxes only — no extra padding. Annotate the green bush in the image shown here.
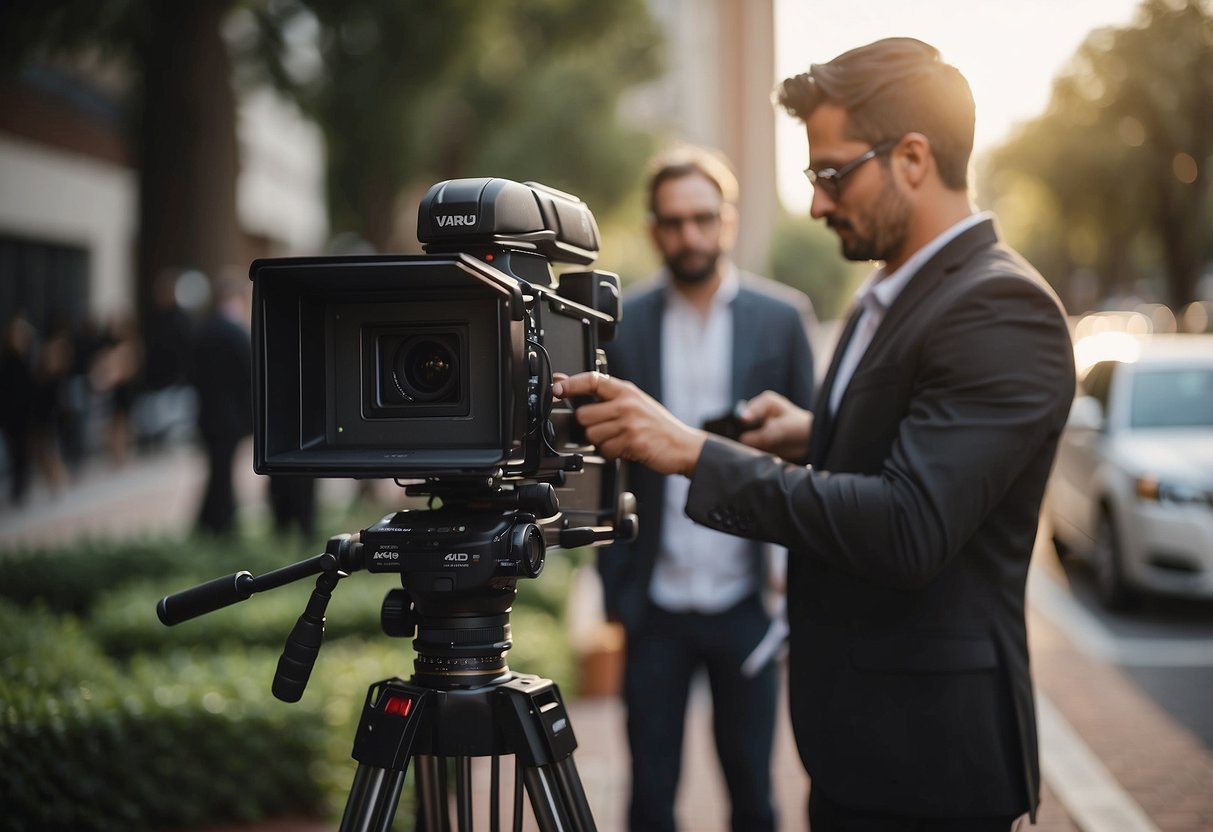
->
[0,605,325,830]
[0,525,579,828]
[0,534,292,616]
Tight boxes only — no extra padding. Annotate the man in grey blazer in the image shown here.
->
[556,39,1075,830]
[601,145,816,832]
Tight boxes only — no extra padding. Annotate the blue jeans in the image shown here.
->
[623,594,778,832]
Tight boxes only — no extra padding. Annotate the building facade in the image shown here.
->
[627,0,778,274]
[0,63,325,334]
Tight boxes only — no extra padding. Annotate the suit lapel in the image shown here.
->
[864,219,1000,359]
[810,218,1000,465]
[809,302,863,464]
[630,290,665,400]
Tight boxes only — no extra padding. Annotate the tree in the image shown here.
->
[983,0,1213,311]
[3,0,662,325]
[248,0,663,252]
[136,0,241,316]
[2,0,242,325]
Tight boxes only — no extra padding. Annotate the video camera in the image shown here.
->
[250,175,633,566]
[157,178,638,712]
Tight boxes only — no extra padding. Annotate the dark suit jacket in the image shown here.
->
[190,312,253,443]
[601,270,817,632]
[685,219,1075,819]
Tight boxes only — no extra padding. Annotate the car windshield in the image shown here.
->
[1130,367,1213,428]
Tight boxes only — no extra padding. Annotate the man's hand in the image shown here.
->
[552,372,707,478]
[737,391,813,462]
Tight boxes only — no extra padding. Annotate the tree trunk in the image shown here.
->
[1155,178,1208,310]
[134,0,240,324]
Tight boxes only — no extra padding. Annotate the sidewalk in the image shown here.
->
[1028,571,1213,831]
[3,448,1212,830]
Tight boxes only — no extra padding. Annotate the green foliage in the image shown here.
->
[448,0,663,216]
[0,534,290,616]
[768,211,867,321]
[6,0,664,326]
[248,0,664,248]
[0,603,325,830]
[0,0,144,71]
[982,0,1213,311]
[0,527,578,828]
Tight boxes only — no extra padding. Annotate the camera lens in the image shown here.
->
[394,336,459,402]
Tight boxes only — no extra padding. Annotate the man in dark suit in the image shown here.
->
[555,38,1076,830]
[189,276,253,537]
[602,145,817,832]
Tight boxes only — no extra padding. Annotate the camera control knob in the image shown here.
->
[380,588,416,638]
[511,522,546,578]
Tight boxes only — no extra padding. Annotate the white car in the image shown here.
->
[1044,333,1213,610]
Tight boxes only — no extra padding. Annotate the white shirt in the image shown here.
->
[651,265,757,613]
[829,212,991,415]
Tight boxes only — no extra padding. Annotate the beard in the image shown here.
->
[829,174,911,263]
[666,248,721,285]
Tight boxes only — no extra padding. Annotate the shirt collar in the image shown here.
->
[662,260,740,311]
[857,211,991,312]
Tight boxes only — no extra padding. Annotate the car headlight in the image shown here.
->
[1134,475,1210,506]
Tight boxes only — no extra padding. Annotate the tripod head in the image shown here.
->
[156,481,637,699]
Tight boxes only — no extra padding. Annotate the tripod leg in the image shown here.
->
[340,763,407,832]
[553,757,595,828]
[415,754,450,832]
[496,676,597,832]
[454,756,474,832]
[490,756,502,832]
[521,761,596,832]
[513,757,525,831]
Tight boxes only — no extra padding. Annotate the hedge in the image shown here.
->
[0,526,579,829]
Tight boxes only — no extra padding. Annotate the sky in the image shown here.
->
[773,0,1145,212]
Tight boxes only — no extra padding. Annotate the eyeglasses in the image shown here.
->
[803,137,901,200]
[652,210,722,234]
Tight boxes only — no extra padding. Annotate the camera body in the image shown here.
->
[251,178,628,538]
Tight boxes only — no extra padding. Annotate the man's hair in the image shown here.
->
[645,144,739,215]
[774,37,974,190]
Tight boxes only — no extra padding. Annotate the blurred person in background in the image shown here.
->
[555,38,1076,830]
[600,145,817,832]
[188,275,252,537]
[143,270,193,395]
[30,313,73,493]
[0,314,37,504]
[137,269,197,450]
[58,316,104,472]
[268,475,316,541]
[90,313,143,467]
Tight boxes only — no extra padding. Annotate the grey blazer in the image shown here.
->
[686,219,1075,819]
[599,270,817,632]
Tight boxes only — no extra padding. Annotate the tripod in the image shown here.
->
[157,502,607,832]
[342,672,593,832]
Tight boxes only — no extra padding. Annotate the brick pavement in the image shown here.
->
[1030,609,1213,831]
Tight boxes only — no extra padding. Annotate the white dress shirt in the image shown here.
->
[651,265,757,613]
